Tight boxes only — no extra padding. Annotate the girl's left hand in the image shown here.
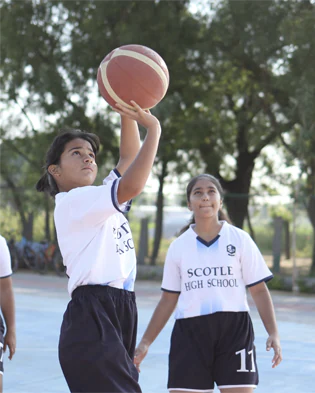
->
[266,333,282,368]
[133,340,150,373]
[4,329,16,360]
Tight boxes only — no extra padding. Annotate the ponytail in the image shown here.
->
[35,171,59,197]
[218,209,232,224]
[177,215,195,236]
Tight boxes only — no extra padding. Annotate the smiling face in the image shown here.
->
[187,178,223,221]
[48,138,98,192]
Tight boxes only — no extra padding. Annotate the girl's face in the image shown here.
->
[49,138,98,192]
[188,178,222,221]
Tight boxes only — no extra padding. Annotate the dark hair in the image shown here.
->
[36,129,100,197]
[178,174,231,235]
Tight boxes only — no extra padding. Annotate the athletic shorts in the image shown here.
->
[0,315,4,375]
[168,311,258,392]
[59,284,142,393]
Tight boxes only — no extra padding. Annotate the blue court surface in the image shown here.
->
[3,272,315,392]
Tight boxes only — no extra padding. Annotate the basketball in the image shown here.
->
[97,44,169,110]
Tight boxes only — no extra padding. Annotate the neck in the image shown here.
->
[193,218,222,242]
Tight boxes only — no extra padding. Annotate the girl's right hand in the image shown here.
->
[133,340,150,373]
[112,101,161,131]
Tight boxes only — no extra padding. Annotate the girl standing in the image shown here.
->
[36,101,161,393]
[134,174,282,393]
[0,234,16,393]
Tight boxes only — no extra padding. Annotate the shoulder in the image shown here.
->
[0,235,9,259]
[0,235,8,249]
[223,222,251,240]
[167,229,193,258]
[103,169,121,184]
[172,228,193,247]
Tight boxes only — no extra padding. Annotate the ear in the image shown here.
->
[187,202,192,211]
[48,164,60,177]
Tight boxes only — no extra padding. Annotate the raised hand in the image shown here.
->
[112,101,160,131]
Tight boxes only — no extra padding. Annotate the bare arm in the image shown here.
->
[134,291,179,371]
[0,277,16,360]
[249,282,282,368]
[116,115,141,176]
[113,101,161,204]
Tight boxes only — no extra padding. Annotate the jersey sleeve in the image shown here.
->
[0,236,12,278]
[65,170,131,226]
[240,232,273,287]
[161,242,181,293]
[103,169,132,213]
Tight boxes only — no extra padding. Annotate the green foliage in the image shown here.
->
[269,205,292,222]
[267,275,290,291]
[0,206,20,239]
[1,0,315,261]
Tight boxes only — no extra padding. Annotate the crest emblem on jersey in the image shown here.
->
[227,244,236,256]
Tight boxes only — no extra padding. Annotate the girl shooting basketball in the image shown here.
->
[134,174,282,393]
[36,101,161,393]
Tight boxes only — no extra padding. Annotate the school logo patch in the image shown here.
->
[227,244,236,256]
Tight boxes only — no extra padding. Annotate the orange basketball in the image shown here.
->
[97,44,169,110]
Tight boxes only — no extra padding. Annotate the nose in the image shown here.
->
[202,193,209,201]
[83,155,93,164]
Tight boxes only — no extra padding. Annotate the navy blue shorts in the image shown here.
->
[168,312,258,392]
[59,285,142,393]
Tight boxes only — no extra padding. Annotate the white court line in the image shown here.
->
[13,348,57,351]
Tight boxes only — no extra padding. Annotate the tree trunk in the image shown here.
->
[246,206,255,241]
[150,161,167,266]
[22,212,34,241]
[138,218,149,265]
[311,229,315,276]
[272,216,283,274]
[218,153,256,229]
[284,220,290,260]
[3,175,29,237]
[307,195,315,275]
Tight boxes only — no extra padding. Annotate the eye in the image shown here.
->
[194,191,201,194]
[73,150,80,156]
[89,153,95,159]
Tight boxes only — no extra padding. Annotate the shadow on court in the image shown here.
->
[3,272,315,392]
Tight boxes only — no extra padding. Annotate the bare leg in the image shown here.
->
[0,374,3,393]
[220,388,254,393]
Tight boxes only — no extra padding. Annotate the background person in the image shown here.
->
[0,234,16,393]
[134,174,282,393]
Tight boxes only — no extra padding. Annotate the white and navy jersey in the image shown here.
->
[54,169,136,296]
[161,221,273,319]
[0,235,12,279]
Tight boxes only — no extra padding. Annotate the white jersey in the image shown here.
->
[0,235,12,279]
[161,221,273,319]
[54,169,136,296]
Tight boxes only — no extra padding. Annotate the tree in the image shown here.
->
[187,0,301,228]
[0,0,206,259]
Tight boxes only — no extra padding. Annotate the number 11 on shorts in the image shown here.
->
[235,348,256,372]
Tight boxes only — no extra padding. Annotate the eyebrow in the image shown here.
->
[193,186,217,191]
[68,146,94,153]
